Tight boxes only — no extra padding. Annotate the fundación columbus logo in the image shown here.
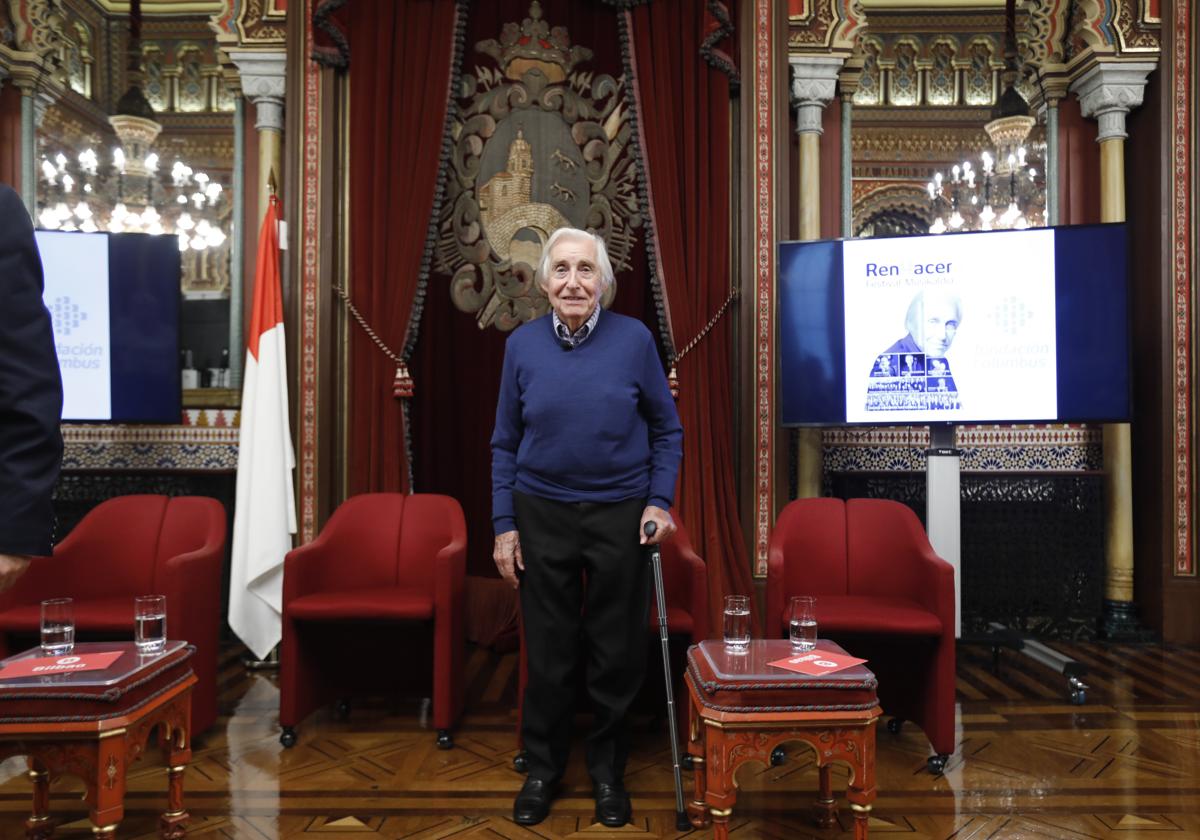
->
[51,295,88,337]
[51,295,105,370]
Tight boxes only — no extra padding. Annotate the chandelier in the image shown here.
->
[35,0,227,252]
[37,148,227,252]
[926,118,1045,234]
[926,0,1046,234]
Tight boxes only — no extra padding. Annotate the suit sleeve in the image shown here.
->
[0,185,64,556]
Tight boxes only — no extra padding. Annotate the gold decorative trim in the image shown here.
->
[91,1,223,12]
[182,388,241,408]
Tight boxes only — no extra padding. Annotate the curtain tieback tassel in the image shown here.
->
[668,364,680,400]
[393,363,414,399]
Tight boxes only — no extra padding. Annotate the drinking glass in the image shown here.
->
[134,594,167,654]
[40,598,74,656]
[788,595,818,651]
[723,595,751,650]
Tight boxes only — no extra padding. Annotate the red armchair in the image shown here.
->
[513,509,707,768]
[279,493,466,749]
[0,495,226,737]
[767,498,956,772]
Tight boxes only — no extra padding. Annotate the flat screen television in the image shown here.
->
[778,223,1131,426]
[35,230,182,423]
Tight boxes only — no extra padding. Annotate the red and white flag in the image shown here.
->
[229,196,296,660]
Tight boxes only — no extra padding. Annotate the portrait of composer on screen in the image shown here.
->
[867,288,962,412]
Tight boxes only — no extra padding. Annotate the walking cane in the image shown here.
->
[644,520,691,831]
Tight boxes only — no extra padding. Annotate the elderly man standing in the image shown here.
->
[491,227,683,827]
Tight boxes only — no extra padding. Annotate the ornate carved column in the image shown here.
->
[789,55,844,499]
[229,89,246,390]
[227,49,286,218]
[1071,61,1155,639]
[838,63,862,239]
[1034,78,1070,227]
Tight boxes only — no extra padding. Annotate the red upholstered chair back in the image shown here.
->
[153,496,223,588]
[845,498,931,600]
[397,495,465,591]
[320,494,408,590]
[773,497,848,597]
[58,495,169,598]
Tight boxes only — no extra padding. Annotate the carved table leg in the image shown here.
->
[709,806,733,840]
[90,737,125,836]
[687,755,709,828]
[846,723,877,840]
[850,802,872,840]
[813,762,837,828]
[25,761,52,840]
[703,726,739,840]
[160,715,192,840]
[686,693,710,829]
[159,765,190,839]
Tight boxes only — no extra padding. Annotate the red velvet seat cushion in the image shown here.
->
[0,598,139,634]
[800,595,943,636]
[287,588,434,621]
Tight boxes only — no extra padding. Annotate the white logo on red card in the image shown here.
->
[768,648,867,676]
[0,651,125,679]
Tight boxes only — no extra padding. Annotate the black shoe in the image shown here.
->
[593,782,632,828]
[513,777,558,826]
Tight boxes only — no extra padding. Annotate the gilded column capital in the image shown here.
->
[227,48,286,132]
[789,55,844,135]
[1071,62,1156,142]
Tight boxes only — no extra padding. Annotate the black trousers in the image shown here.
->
[515,491,650,785]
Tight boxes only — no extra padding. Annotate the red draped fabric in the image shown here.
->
[344,0,459,494]
[626,2,755,633]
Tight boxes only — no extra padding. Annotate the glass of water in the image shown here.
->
[788,596,818,651]
[40,598,75,656]
[134,594,167,654]
[723,595,751,651]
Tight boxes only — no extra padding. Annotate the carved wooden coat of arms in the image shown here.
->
[437,2,642,331]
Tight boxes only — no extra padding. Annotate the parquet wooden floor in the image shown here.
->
[1,640,1198,839]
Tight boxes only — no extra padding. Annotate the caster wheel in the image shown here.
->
[769,746,787,767]
[335,699,351,720]
[1071,689,1086,705]
[886,717,904,735]
[436,729,453,749]
[280,727,297,748]
[927,754,949,775]
[513,751,529,773]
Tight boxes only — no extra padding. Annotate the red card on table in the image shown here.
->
[768,648,867,676]
[0,651,124,679]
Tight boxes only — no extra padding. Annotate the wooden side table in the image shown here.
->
[685,639,881,839]
[0,641,196,839]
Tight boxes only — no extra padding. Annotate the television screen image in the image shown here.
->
[35,230,182,423]
[779,224,1130,426]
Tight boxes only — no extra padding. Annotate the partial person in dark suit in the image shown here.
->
[0,183,64,590]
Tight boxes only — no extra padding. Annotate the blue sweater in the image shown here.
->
[491,312,683,535]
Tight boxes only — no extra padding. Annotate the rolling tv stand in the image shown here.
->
[926,424,1088,706]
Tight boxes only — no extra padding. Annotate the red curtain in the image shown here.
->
[626,2,755,634]
[345,0,459,494]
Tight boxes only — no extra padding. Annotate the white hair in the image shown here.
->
[536,227,614,290]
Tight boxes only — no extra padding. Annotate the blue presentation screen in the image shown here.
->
[36,230,181,423]
[779,224,1131,426]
